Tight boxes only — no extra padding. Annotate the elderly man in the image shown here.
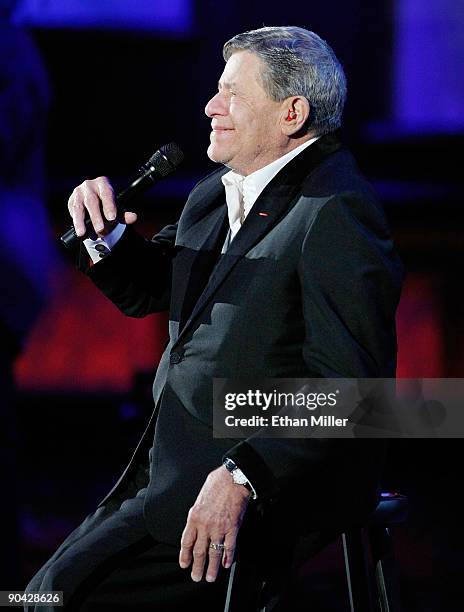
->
[26,26,402,611]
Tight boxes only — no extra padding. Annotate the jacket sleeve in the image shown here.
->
[224,194,403,512]
[76,222,178,317]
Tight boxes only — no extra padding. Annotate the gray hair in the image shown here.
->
[223,26,347,136]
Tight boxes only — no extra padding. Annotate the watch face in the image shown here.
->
[232,470,248,486]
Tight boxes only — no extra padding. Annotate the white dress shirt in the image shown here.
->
[84,137,319,263]
[221,137,319,244]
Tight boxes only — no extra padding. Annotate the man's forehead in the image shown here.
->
[219,51,262,86]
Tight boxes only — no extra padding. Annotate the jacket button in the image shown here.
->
[169,352,182,365]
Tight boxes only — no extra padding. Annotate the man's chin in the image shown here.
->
[207,144,231,166]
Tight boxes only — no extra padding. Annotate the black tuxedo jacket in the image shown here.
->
[80,132,403,548]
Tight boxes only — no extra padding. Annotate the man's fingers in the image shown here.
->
[97,179,117,222]
[181,532,236,581]
[67,177,123,238]
[67,192,76,218]
[222,546,235,569]
[191,537,209,582]
[179,544,193,570]
[205,537,228,582]
[179,526,196,569]
[68,191,87,237]
[84,190,105,234]
[206,528,237,581]
[221,532,237,570]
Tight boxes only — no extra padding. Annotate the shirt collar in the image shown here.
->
[221,136,319,214]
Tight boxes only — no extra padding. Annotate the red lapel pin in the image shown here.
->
[258,212,269,217]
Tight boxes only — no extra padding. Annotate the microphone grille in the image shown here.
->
[149,142,184,177]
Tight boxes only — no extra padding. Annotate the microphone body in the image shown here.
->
[60,142,184,249]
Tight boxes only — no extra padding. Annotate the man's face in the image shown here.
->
[205,51,284,176]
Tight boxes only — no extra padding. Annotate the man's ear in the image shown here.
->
[280,96,311,136]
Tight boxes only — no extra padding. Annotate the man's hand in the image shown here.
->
[179,466,251,582]
[67,176,138,238]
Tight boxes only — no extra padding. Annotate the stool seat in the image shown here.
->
[225,492,408,612]
[370,492,408,525]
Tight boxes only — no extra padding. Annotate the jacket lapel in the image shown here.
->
[173,132,342,346]
[175,167,229,250]
[176,205,228,332]
[171,168,229,333]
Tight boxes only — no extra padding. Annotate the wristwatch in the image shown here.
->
[223,458,257,499]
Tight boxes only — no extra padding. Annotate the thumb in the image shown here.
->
[123,211,138,225]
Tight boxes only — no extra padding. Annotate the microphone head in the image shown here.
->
[149,142,184,177]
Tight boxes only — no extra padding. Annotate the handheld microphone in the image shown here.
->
[60,142,184,249]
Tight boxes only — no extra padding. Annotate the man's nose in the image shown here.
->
[205,92,226,118]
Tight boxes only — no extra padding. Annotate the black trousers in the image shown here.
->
[24,486,230,611]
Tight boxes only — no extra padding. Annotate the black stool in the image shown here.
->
[224,492,408,612]
[343,492,408,612]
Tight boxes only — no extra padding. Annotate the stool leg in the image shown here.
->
[342,530,375,612]
[224,560,238,612]
[368,526,402,612]
[224,557,264,612]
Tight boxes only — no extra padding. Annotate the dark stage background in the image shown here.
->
[1,0,463,609]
